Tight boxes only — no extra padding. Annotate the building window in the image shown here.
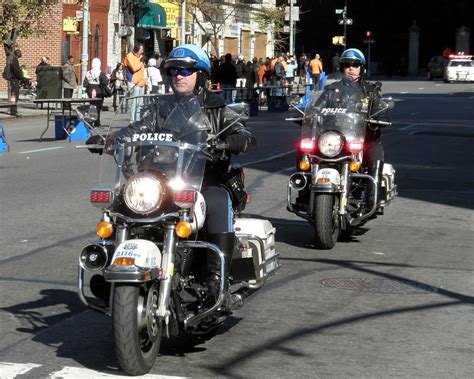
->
[94,24,100,58]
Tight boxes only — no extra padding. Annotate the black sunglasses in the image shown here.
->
[342,62,361,69]
[169,67,196,77]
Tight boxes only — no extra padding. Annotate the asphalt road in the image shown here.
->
[0,80,473,378]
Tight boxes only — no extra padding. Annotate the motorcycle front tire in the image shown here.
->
[112,283,162,376]
[314,193,340,249]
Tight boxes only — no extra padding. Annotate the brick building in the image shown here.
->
[0,0,110,91]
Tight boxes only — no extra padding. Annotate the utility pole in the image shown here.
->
[181,0,186,45]
[81,0,89,94]
[343,0,348,49]
[289,0,294,56]
[336,0,352,50]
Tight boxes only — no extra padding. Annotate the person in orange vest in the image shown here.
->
[123,43,148,122]
[309,53,323,90]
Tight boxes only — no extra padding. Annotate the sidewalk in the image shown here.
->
[0,93,116,120]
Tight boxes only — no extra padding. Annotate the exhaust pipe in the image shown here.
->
[289,173,308,190]
[79,244,108,271]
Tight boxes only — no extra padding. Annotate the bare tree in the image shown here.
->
[252,5,286,53]
[0,0,60,64]
[187,0,236,57]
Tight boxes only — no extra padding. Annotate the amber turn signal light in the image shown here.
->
[176,221,193,238]
[96,221,113,239]
[349,161,361,172]
[113,257,135,266]
[299,159,311,171]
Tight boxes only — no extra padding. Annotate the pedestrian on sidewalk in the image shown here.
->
[8,49,23,117]
[110,63,126,111]
[83,57,109,126]
[62,55,78,109]
[123,43,147,122]
[309,53,323,90]
[216,53,237,104]
[145,58,163,94]
[285,57,298,92]
[235,55,247,101]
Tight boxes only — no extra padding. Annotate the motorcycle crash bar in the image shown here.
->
[349,172,378,226]
[180,240,227,329]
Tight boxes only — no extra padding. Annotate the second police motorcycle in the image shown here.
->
[76,93,279,375]
[287,72,397,249]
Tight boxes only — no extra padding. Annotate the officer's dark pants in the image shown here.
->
[201,186,234,278]
[365,139,385,207]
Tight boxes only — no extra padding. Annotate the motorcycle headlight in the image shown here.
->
[123,173,164,214]
[318,132,343,157]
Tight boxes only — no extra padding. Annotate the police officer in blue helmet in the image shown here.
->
[109,44,256,309]
[316,48,388,211]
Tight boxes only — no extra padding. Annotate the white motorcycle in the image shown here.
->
[77,97,280,375]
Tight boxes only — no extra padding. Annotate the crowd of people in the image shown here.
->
[3,44,343,120]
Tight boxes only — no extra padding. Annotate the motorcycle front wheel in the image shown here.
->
[112,283,162,376]
[314,194,340,249]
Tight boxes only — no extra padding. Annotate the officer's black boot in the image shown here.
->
[367,161,384,212]
[206,232,235,309]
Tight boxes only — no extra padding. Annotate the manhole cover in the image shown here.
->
[319,277,438,294]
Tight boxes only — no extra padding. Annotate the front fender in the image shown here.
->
[312,168,341,193]
[104,239,163,282]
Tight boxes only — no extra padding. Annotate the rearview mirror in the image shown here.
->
[76,104,98,123]
[227,102,249,121]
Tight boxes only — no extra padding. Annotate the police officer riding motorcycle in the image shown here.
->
[288,48,397,248]
[80,45,280,375]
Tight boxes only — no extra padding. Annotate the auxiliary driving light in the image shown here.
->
[79,244,108,271]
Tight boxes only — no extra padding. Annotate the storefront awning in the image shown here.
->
[135,1,167,29]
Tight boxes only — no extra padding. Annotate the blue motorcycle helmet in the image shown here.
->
[340,48,366,74]
[164,44,211,75]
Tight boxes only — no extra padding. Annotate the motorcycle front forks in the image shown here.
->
[309,162,350,218]
[115,223,176,329]
[156,224,176,323]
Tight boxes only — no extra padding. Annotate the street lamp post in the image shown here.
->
[181,0,186,44]
[289,0,294,56]
[81,0,89,95]
[343,0,348,49]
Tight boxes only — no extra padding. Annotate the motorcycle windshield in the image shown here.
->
[97,95,209,195]
[301,76,367,143]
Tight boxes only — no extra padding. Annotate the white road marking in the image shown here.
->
[18,147,64,154]
[49,366,187,379]
[0,362,41,378]
[399,123,419,131]
[243,150,296,167]
[400,91,409,94]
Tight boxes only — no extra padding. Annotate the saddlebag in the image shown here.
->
[381,163,397,204]
[232,218,279,284]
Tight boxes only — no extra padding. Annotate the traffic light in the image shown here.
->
[366,30,372,39]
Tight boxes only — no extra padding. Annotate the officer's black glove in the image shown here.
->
[104,136,119,155]
[85,135,105,155]
[225,134,248,155]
